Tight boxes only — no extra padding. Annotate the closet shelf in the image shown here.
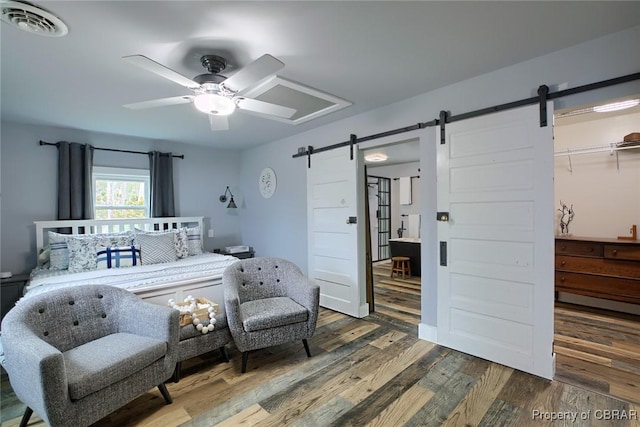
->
[555,140,639,173]
[554,141,639,157]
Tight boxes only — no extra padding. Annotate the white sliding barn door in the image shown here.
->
[437,103,555,379]
[307,146,368,318]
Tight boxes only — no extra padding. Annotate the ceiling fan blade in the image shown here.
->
[209,114,229,131]
[236,97,296,119]
[123,55,200,89]
[222,54,284,93]
[124,95,193,110]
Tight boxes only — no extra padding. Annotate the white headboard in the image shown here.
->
[34,216,204,253]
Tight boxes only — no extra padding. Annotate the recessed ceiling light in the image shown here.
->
[365,153,388,162]
[593,99,640,113]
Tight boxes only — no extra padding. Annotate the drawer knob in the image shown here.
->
[612,249,618,256]
[561,260,566,266]
[561,246,566,250]
[560,276,565,282]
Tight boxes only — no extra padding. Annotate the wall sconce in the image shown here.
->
[219,186,237,209]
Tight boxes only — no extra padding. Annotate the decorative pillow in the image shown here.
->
[66,237,98,272]
[48,231,70,270]
[137,232,178,265]
[175,227,190,259]
[186,226,204,255]
[135,228,189,259]
[47,231,134,270]
[38,246,51,268]
[97,245,141,269]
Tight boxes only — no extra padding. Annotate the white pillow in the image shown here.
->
[135,228,189,259]
[48,231,70,270]
[137,232,178,265]
[186,226,204,255]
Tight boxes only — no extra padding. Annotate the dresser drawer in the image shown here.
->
[555,272,640,304]
[555,240,603,257]
[556,255,640,278]
[604,245,640,262]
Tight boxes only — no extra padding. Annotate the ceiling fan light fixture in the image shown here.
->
[193,93,236,116]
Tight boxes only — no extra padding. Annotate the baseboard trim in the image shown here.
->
[418,323,437,343]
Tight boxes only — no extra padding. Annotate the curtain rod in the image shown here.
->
[292,71,640,160]
[39,141,185,159]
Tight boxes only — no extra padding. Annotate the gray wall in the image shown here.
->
[0,122,243,274]
[238,25,640,328]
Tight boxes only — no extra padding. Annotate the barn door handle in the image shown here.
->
[440,241,447,266]
[437,212,449,222]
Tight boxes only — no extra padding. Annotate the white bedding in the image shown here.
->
[24,253,239,298]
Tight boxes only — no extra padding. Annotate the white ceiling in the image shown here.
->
[2,1,639,150]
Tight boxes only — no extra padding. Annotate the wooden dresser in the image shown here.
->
[555,236,640,304]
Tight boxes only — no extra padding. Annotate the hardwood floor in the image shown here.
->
[553,302,640,405]
[371,261,421,331]
[1,266,639,426]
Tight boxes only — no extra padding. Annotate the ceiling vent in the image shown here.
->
[0,1,68,37]
[242,76,352,125]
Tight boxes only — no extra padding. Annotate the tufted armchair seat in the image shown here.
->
[223,257,320,373]
[1,284,179,427]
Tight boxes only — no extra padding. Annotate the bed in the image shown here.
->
[25,216,239,312]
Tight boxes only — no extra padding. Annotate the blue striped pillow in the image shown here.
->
[97,245,141,269]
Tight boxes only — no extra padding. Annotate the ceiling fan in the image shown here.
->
[122,53,296,130]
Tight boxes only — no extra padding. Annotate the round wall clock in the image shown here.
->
[259,167,277,199]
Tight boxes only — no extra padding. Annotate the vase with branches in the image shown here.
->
[558,200,574,235]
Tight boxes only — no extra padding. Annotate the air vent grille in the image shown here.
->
[0,1,68,37]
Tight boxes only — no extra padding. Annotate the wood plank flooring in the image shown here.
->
[553,302,640,406]
[2,265,639,426]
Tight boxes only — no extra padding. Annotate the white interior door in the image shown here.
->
[437,103,555,379]
[307,146,368,318]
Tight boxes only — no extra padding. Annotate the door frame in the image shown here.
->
[358,132,436,327]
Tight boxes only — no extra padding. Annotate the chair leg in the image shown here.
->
[220,346,230,362]
[241,351,249,373]
[171,361,182,383]
[19,407,33,427]
[158,383,173,404]
[303,339,312,357]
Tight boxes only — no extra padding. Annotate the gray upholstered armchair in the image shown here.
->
[1,285,179,427]
[223,257,320,373]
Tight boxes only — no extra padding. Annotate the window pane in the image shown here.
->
[95,180,146,207]
[95,208,147,220]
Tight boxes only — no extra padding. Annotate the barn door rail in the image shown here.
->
[292,71,640,165]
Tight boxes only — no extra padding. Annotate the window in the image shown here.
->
[93,167,150,219]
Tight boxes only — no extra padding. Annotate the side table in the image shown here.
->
[220,250,255,259]
[1,273,29,322]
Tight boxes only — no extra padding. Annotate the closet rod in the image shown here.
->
[39,140,185,159]
[554,143,639,157]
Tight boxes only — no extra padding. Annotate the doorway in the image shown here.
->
[364,139,422,331]
[552,95,640,404]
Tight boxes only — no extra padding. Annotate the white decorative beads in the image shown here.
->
[168,296,217,334]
